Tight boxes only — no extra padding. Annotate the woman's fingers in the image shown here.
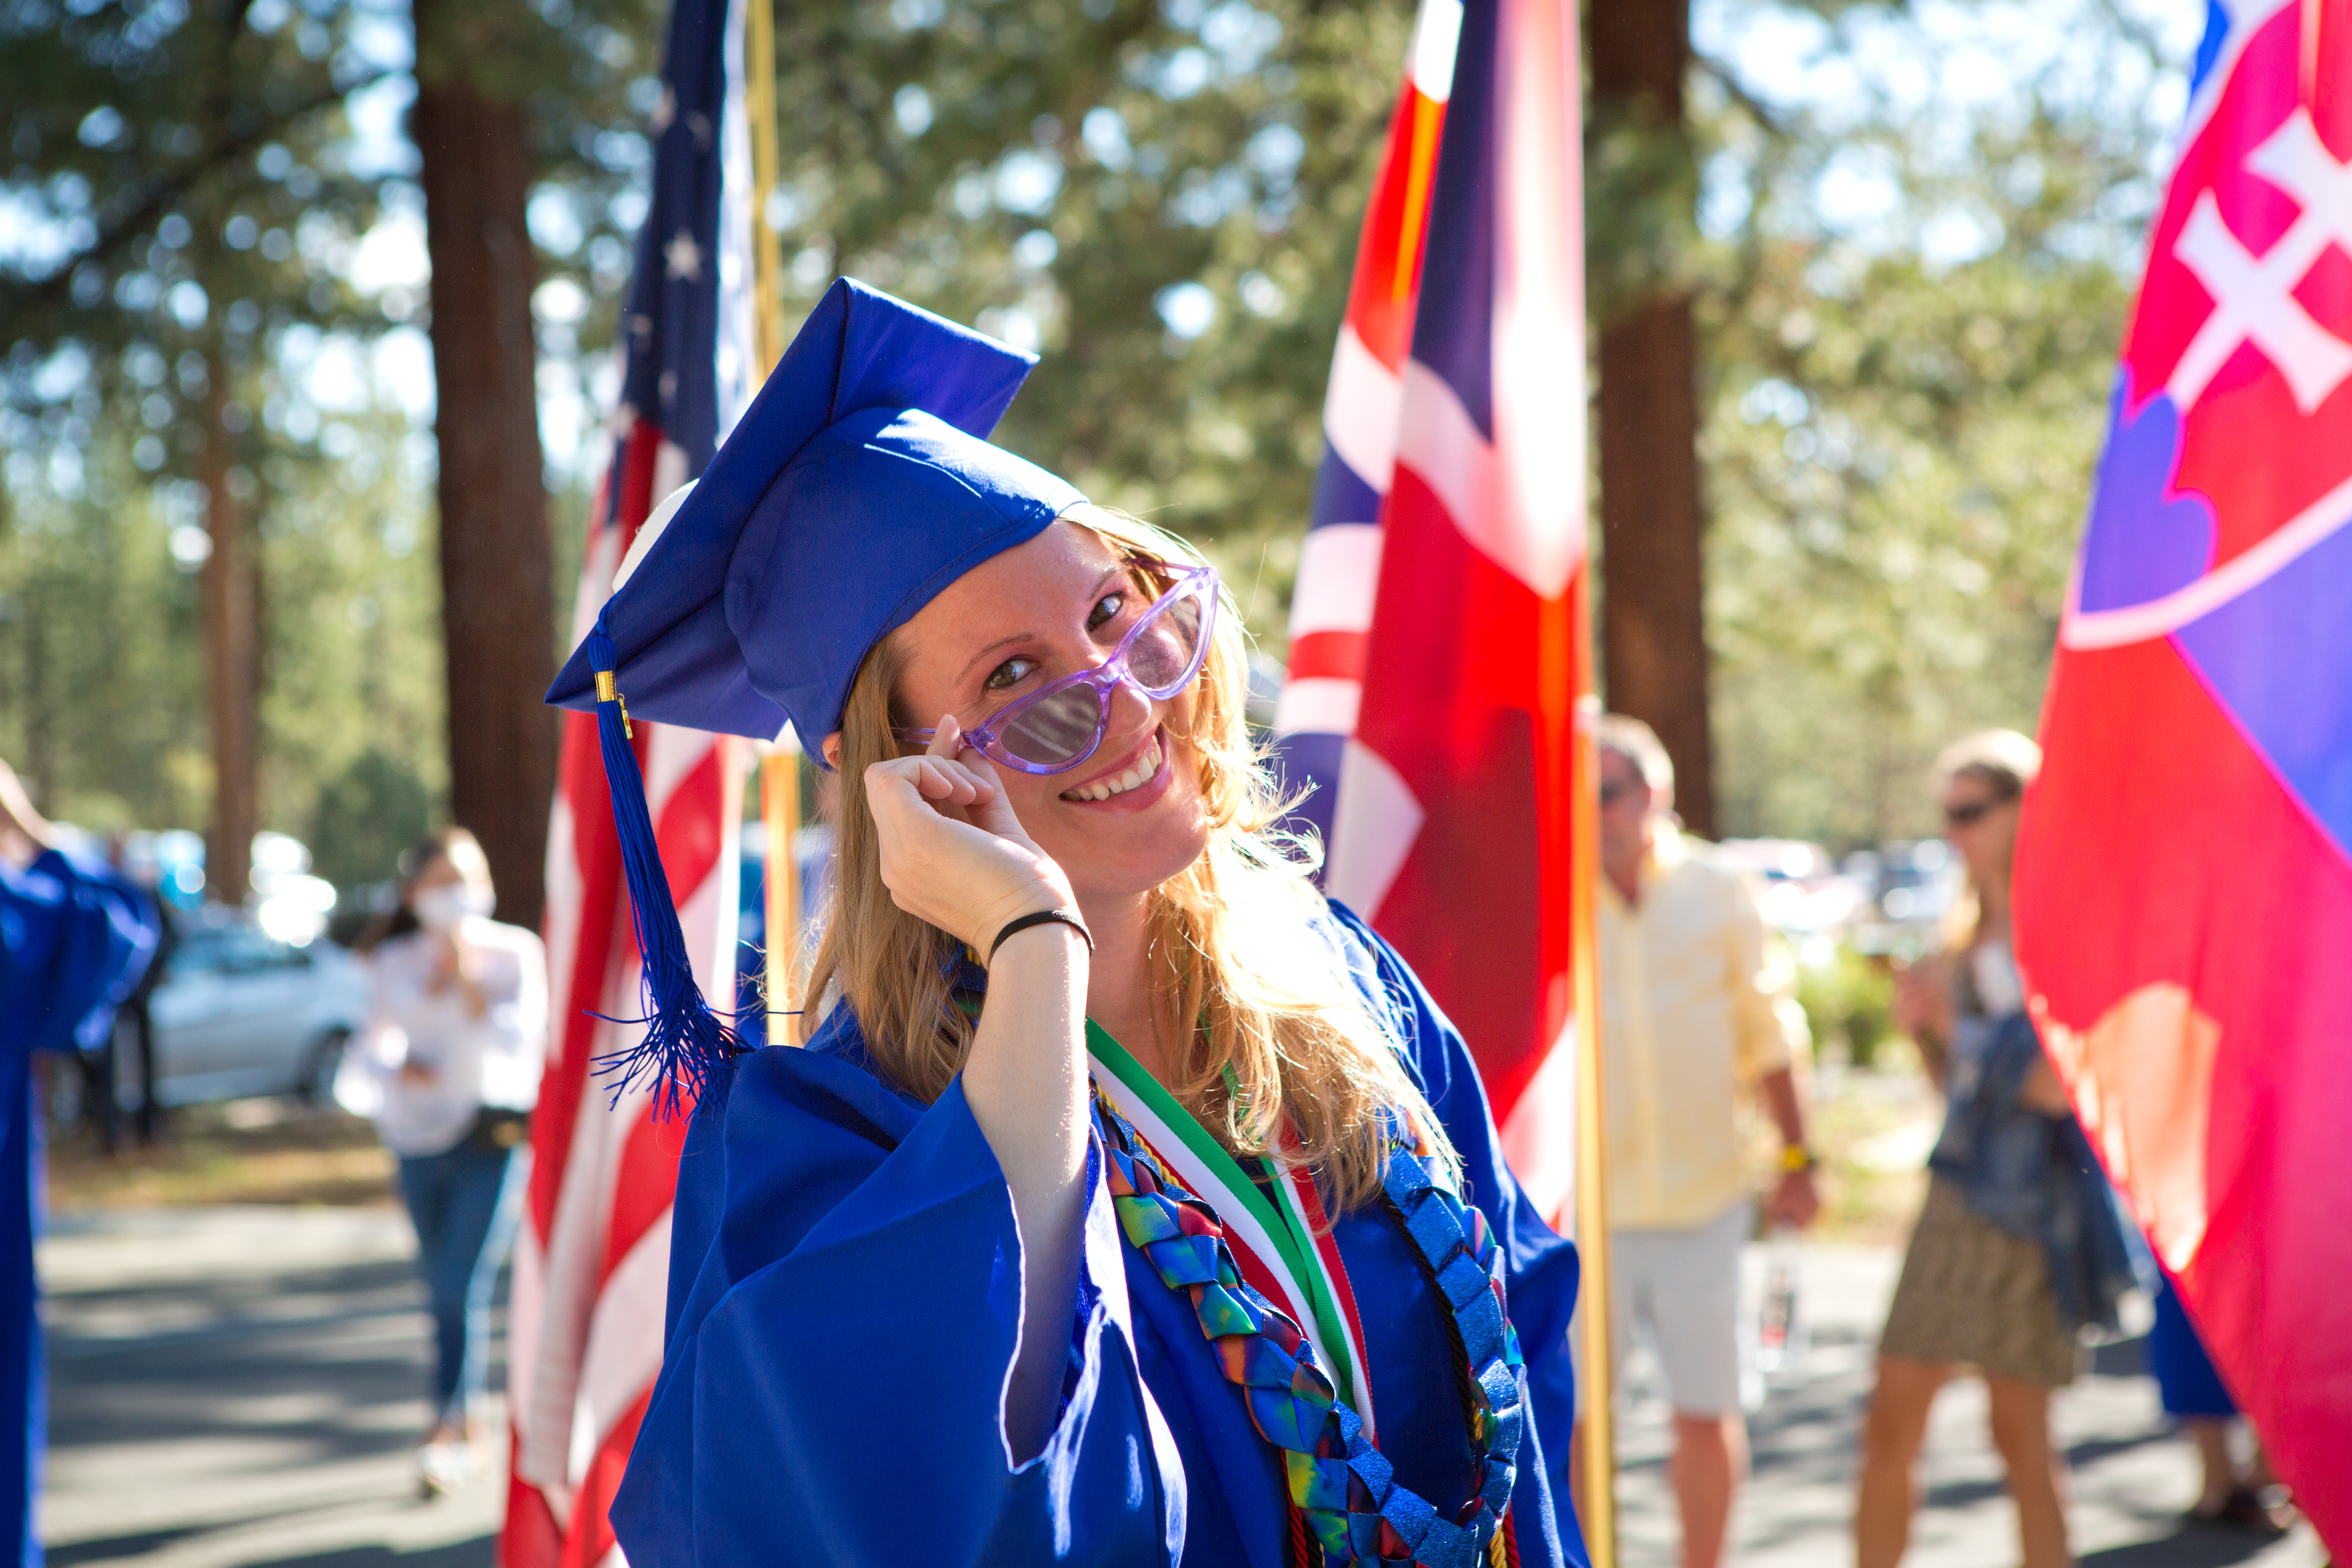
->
[926,713,965,760]
[957,750,1038,846]
[866,752,997,812]
[862,749,1072,952]
[917,715,998,807]
[916,756,996,808]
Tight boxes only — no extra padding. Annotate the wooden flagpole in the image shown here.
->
[1570,573,1617,1564]
[744,0,799,1040]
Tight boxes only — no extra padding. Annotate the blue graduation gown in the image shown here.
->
[611,900,1588,1567]
[4,851,159,1568]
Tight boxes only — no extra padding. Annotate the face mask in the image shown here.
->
[412,884,489,932]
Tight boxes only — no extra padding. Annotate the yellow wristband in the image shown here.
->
[1780,1145,1818,1174]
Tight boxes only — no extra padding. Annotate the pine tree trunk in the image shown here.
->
[412,11,556,932]
[1590,0,1715,837]
[201,347,257,904]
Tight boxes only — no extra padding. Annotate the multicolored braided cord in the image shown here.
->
[1096,1096,1526,1568]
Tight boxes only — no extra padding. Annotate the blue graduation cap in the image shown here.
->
[545,278,1086,1107]
[548,276,1085,743]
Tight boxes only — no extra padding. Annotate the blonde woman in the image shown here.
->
[1855,731,2134,1568]
[549,281,1586,1567]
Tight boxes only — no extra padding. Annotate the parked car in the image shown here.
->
[1715,837,1870,939]
[123,912,371,1108]
[1842,840,1962,956]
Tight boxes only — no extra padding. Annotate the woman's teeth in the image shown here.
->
[1065,739,1163,802]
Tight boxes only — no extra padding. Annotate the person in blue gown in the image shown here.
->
[549,280,1587,1567]
[2,761,160,1568]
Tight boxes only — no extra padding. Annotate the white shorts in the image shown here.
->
[1570,1198,1753,1419]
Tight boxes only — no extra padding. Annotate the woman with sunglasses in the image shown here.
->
[551,281,1586,1567]
[1855,731,2134,1568]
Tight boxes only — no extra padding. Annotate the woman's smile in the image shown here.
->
[1057,726,1172,810]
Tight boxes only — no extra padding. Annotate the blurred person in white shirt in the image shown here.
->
[339,827,546,1495]
[1570,716,1820,1568]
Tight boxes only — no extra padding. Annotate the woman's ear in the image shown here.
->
[822,732,843,771]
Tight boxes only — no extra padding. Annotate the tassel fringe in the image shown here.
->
[585,619,743,1120]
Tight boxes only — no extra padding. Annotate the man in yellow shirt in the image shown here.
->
[1582,716,1820,1568]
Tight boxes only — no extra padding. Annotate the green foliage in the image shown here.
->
[0,0,2198,867]
[1792,942,1895,1069]
[246,407,448,841]
[0,422,209,831]
[1,0,661,873]
[0,0,390,351]
[310,745,434,889]
[739,0,1413,632]
[1686,1,2182,844]
[0,404,445,845]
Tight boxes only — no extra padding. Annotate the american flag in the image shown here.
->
[1273,0,1590,1224]
[504,0,751,1561]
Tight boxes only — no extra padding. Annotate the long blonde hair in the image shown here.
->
[799,505,1454,1211]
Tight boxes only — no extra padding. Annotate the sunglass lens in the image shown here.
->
[1126,592,1204,693]
[999,686,1102,768]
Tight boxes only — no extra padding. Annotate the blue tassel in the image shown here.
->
[584,617,742,1119]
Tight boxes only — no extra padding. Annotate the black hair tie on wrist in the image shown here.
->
[988,909,1093,965]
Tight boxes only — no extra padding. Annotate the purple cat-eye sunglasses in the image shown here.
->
[893,563,1220,776]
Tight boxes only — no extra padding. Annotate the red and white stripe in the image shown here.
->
[1272,0,1461,747]
[507,423,741,1568]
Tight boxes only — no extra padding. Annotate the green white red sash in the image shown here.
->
[1084,1020,1382,1441]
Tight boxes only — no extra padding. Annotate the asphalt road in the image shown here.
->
[34,1210,2333,1567]
[37,1208,503,1568]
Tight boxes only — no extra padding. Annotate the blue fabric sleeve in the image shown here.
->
[612,1036,1185,1568]
[4,853,158,1568]
[23,851,158,1054]
[1321,900,1590,1568]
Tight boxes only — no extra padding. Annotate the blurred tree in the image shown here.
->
[0,0,393,894]
[311,744,434,889]
[403,0,662,932]
[1,0,655,906]
[729,0,1416,637]
[410,0,559,933]
[1589,0,1716,836]
[0,0,2196,877]
[1687,0,2178,846]
[0,401,445,858]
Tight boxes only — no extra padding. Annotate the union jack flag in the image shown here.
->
[1273,0,1590,1222]
[504,0,752,1561]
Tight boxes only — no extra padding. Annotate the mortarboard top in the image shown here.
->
[546,276,1085,748]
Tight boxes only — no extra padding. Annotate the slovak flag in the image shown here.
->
[1273,0,1589,1221]
[2014,0,2350,1537]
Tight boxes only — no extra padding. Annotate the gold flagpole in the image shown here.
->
[744,0,797,1038]
[1570,575,1617,1564]
[744,0,784,374]
[759,737,800,1037]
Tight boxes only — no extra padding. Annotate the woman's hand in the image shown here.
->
[864,715,1076,952]
[428,929,490,1020]
[1891,953,1954,1045]
[2018,1057,2073,1116]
